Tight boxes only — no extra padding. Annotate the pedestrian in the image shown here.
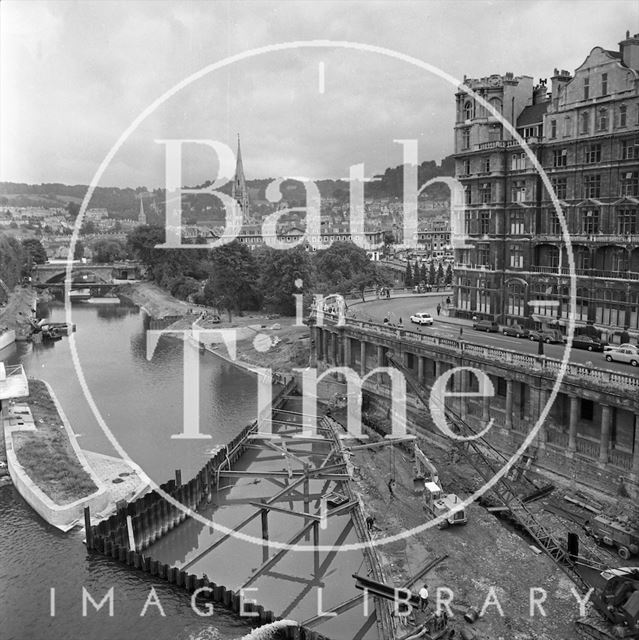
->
[446,296,451,305]
[398,317,403,327]
[383,316,389,325]
[620,327,630,344]
[419,584,429,611]
[436,304,441,316]
[366,515,375,532]
[472,314,478,322]
[388,478,396,497]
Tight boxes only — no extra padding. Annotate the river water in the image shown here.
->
[0,301,263,640]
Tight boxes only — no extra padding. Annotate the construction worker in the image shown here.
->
[388,478,396,497]
[419,583,429,611]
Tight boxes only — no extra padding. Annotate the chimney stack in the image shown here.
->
[619,32,639,70]
[550,69,572,107]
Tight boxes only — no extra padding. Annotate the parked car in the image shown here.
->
[604,344,639,366]
[528,329,564,344]
[473,319,499,332]
[410,312,434,325]
[570,335,607,352]
[502,323,529,338]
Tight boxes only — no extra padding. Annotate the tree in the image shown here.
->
[256,245,314,316]
[428,262,436,285]
[436,262,445,285]
[66,201,80,220]
[203,241,260,321]
[74,240,85,260]
[420,262,427,284]
[81,220,97,235]
[314,241,373,295]
[405,261,413,287]
[22,238,47,265]
[414,261,421,284]
[382,231,395,257]
[445,263,453,286]
[0,233,25,293]
[92,239,125,263]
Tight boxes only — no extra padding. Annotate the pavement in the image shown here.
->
[347,295,639,377]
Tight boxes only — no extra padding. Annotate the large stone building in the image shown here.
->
[453,31,639,338]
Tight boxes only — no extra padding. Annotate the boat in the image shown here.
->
[86,296,120,304]
[69,288,91,302]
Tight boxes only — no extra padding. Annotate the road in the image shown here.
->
[348,294,639,377]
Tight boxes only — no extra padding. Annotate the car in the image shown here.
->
[410,312,434,325]
[570,335,607,352]
[528,329,564,344]
[472,319,499,332]
[502,323,529,338]
[604,344,639,366]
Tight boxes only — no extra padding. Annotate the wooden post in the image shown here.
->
[261,507,269,562]
[175,469,182,487]
[313,521,320,577]
[126,515,136,552]
[84,507,93,550]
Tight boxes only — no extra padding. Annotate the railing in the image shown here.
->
[317,316,639,389]
[529,265,639,280]
[546,429,569,447]
[456,263,497,271]
[576,437,600,458]
[610,449,633,471]
[0,364,29,400]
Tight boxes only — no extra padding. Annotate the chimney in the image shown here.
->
[533,79,549,104]
[550,68,572,107]
[619,32,639,70]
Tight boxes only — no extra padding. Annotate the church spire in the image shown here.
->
[231,134,249,216]
[138,196,147,225]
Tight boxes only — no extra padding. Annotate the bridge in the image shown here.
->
[31,262,141,287]
[309,313,639,501]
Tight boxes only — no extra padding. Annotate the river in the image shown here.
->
[0,300,262,640]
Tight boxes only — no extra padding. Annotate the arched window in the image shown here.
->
[489,98,502,115]
[597,108,608,131]
[463,101,473,121]
[506,281,526,317]
[581,111,590,134]
[619,104,627,128]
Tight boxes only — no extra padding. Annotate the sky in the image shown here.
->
[1,0,637,188]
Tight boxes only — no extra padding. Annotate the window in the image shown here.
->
[622,138,639,160]
[601,73,608,96]
[458,277,472,310]
[506,281,526,315]
[550,177,567,200]
[581,208,599,234]
[509,245,524,268]
[511,180,526,203]
[585,143,601,164]
[464,187,472,205]
[596,108,608,131]
[489,98,502,115]
[479,183,492,204]
[581,399,594,421]
[619,105,627,128]
[553,148,567,167]
[584,77,590,100]
[483,157,491,173]
[617,209,638,234]
[584,174,601,199]
[464,101,473,120]
[550,119,557,139]
[477,280,490,312]
[547,209,562,234]
[463,159,471,175]
[464,211,473,234]
[621,171,639,197]
[511,153,526,171]
[581,111,590,134]
[462,128,470,149]
[479,211,491,235]
[478,245,490,265]
[564,116,572,137]
[496,377,507,397]
[510,211,525,234]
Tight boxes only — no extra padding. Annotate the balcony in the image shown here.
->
[529,265,639,280]
[456,263,497,272]
[534,234,639,244]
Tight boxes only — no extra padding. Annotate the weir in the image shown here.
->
[85,378,397,640]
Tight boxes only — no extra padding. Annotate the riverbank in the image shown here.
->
[0,285,37,341]
[118,281,196,318]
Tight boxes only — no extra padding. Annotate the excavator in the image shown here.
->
[384,350,639,640]
[413,444,467,528]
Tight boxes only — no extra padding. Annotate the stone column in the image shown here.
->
[459,369,467,419]
[417,357,424,385]
[435,360,442,380]
[568,395,578,453]
[377,345,384,368]
[505,379,513,429]
[344,336,352,369]
[482,393,490,421]
[536,388,547,449]
[323,330,330,362]
[599,404,611,464]
[316,328,323,362]
[360,341,367,375]
[633,414,639,475]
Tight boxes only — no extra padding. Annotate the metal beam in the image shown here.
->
[348,436,417,451]
[248,501,322,521]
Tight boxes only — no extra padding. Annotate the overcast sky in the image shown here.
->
[1,0,636,188]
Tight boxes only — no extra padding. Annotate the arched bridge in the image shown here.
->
[32,262,141,287]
